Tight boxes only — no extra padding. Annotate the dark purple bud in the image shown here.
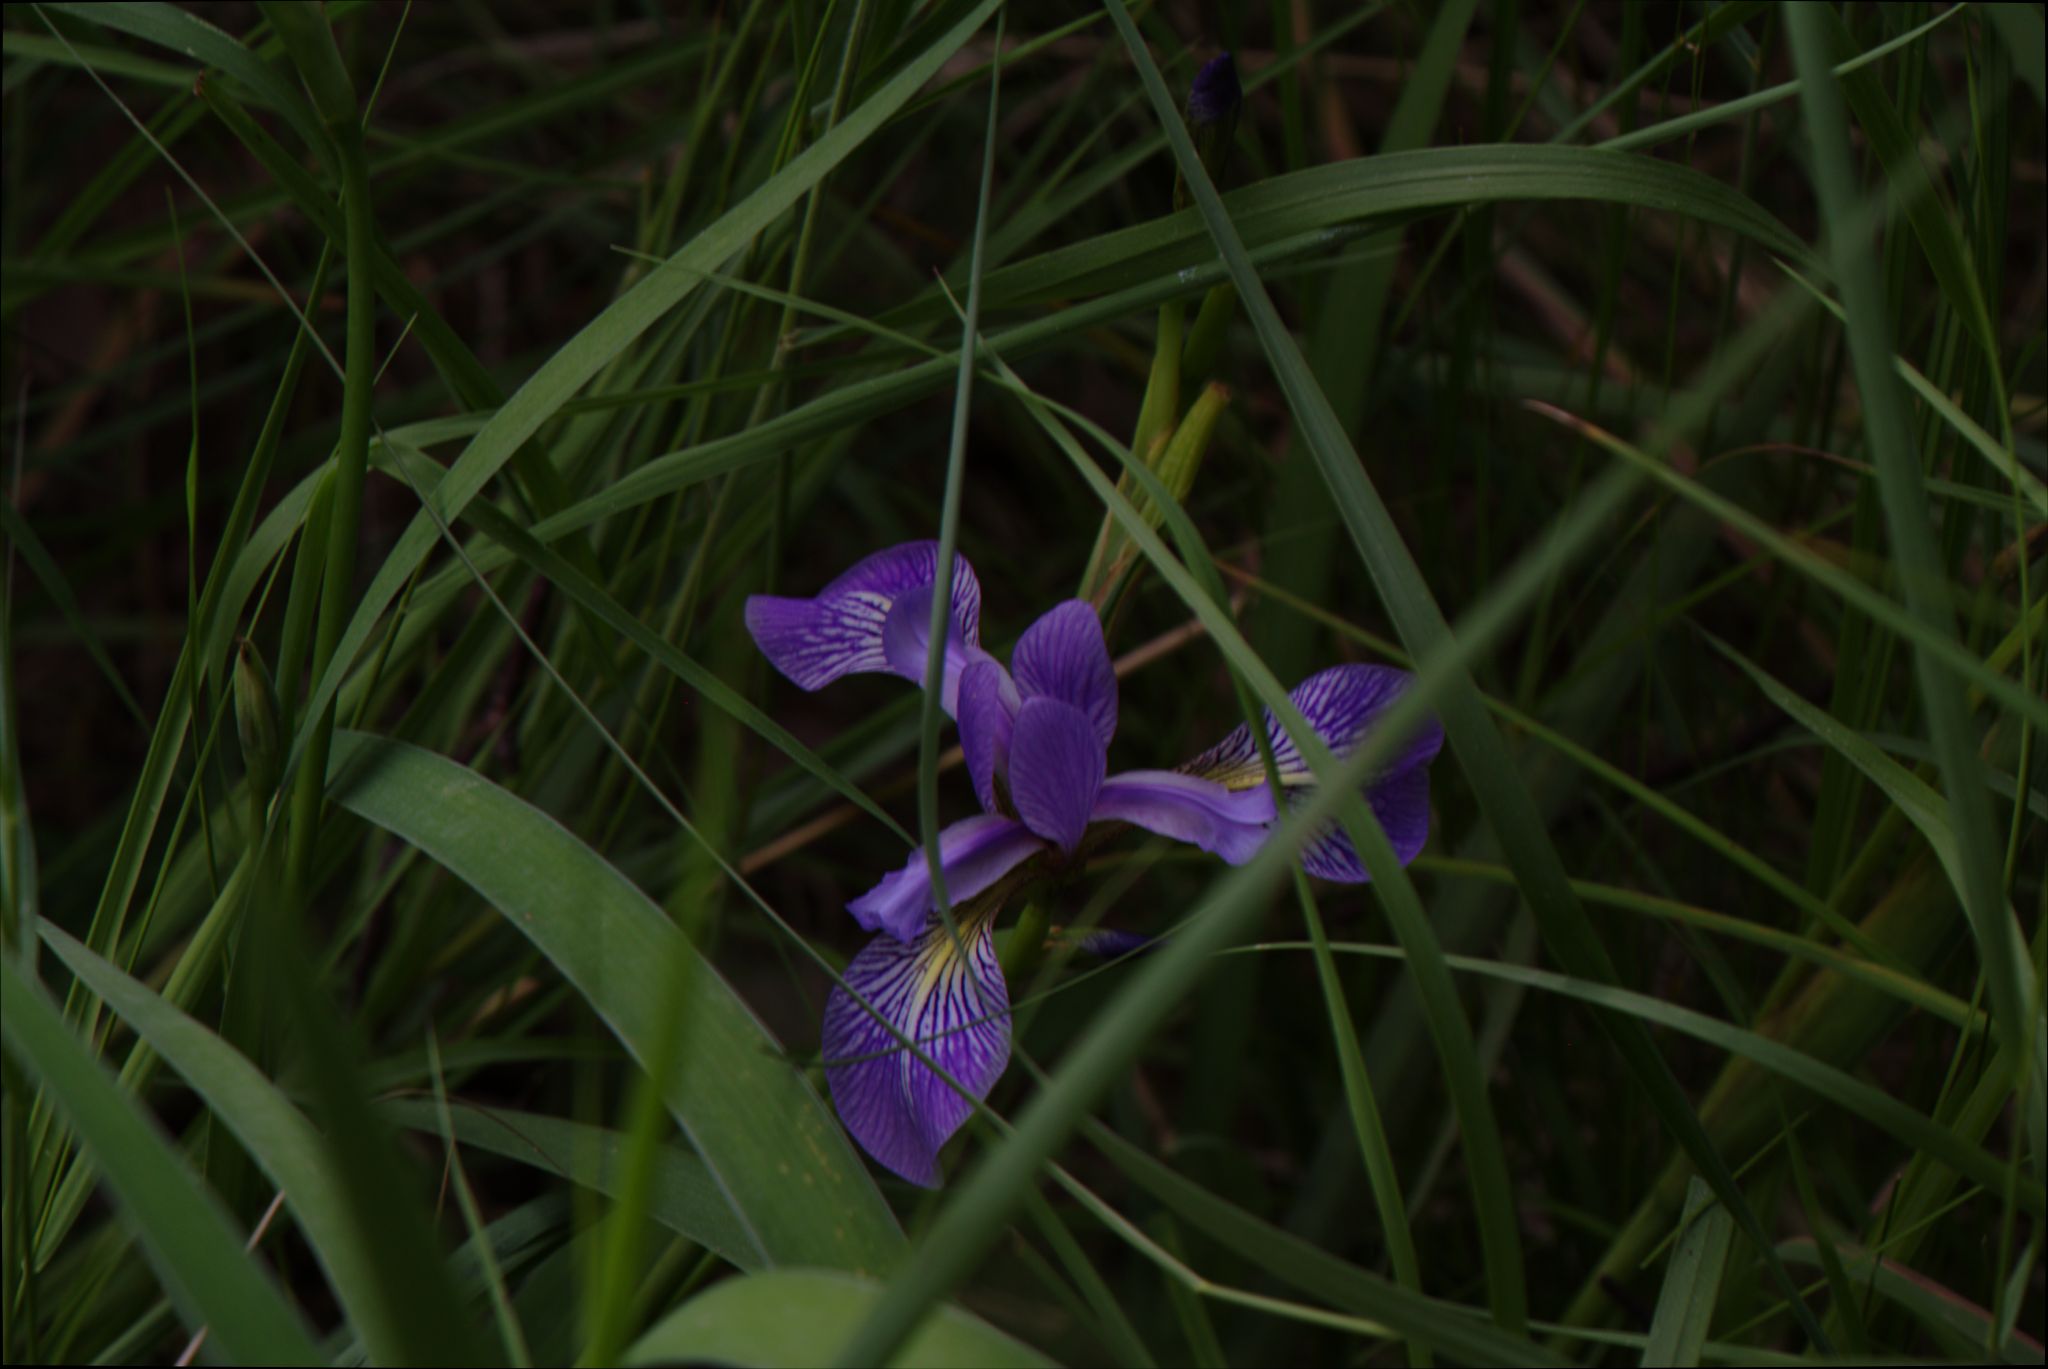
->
[1187,53,1241,126]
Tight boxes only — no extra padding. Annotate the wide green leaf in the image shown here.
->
[326,730,904,1274]
[625,1270,1055,1369]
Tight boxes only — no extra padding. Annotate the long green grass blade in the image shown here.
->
[1641,1178,1735,1367]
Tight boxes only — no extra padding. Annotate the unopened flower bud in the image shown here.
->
[1175,53,1241,210]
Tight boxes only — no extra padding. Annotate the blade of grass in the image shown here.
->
[1641,1178,1735,1367]
[426,1033,533,1368]
[376,1099,760,1274]
[914,1,1004,1147]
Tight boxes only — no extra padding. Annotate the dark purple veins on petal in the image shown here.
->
[743,540,982,698]
[821,911,1010,1188]
[1297,762,1435,882]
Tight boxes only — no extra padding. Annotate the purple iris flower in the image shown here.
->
[746,542,1442,1185]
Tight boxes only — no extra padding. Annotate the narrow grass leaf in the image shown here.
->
[378,1099,761,1273]
[39,1,324,151]
[1777,1240,2044,1364]
[1641,1178,1735,1367]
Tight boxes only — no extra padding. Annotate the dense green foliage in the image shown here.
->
[2,2,2041,1364]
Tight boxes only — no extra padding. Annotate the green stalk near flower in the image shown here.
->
[1081,52,1244,608]
[1091,382,1233,622]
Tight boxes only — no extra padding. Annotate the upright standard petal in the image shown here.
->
[957,660,1020,815]
[1006,698,1106,852]
[1092,769,1277,865]
[846,814,1044,942]
[1011,600,1118,747]
[821,908,1010,1187]
[744,541,982,696]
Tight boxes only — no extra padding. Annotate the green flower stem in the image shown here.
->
[999,901,1052,986]
[279,38,378,908]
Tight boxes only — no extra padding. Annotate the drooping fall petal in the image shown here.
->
[821,909,1009,1187]
[1181,664,1443,882]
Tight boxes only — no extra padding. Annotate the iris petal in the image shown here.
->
[1092,769,1276,864]
[958,660,1020,815]
[1007,698,1106,851]
[820,908,1009,1187]
[880,588,997,715]
[845,814,1044,942]
[1011,600,1118,747]
[744,541,982,701]
[1295,763,1434,882]
[1178,665,1442,879]
[1183,665,1442,790]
